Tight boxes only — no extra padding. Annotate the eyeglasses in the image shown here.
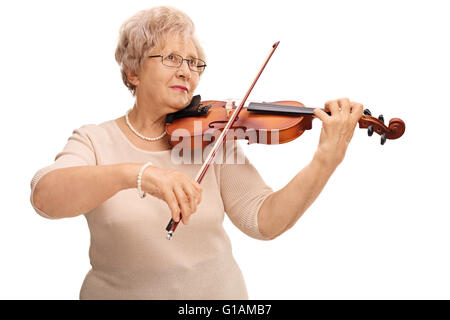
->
[148,54,207,73]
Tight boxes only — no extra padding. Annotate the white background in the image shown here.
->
[1,0,448,299]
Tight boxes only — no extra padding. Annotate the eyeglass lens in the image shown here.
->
[162,54,205,72]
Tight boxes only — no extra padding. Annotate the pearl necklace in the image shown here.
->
[125,109,167,142]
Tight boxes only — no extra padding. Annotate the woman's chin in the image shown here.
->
[170,96,192,111]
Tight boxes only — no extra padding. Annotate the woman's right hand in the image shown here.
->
[139,165,202,225]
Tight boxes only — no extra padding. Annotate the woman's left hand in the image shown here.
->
[313,98,364,169]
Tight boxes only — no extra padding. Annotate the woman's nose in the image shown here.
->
[176,61,191,79]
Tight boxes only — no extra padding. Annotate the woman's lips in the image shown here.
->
[170,85,188,92]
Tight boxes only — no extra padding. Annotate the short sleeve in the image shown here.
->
[219,142,273,240]
[30,125,97,219]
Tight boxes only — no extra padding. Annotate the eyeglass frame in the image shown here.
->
[147,54,207,73]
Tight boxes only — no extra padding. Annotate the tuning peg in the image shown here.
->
[368,124,374,136]
[378,114,384,124]
[363,109,372,116]
[381,132,386,145]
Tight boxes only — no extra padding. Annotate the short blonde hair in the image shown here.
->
[115,6,206,95]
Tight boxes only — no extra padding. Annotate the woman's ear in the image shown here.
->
[126,69,140,87]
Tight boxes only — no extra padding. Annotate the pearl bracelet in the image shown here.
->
[137,161,153,198]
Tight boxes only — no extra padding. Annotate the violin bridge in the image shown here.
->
[225,99,234,118]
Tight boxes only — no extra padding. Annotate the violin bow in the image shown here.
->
[165,41,281,240]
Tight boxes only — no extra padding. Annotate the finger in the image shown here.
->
[325,99,341,115]
[194,182,202,193]
[313,108,330,123]
[192,189,201,207]
[173,186,191,225]
[350,102,364,125]
[190,181,202,192]
[190,182,202,204]
[338,98,351,125]
[184,184,198,215]
[189,195,197,215]
[164,190,181,223]
[337,98,351,114]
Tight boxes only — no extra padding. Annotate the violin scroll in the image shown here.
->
[358,108,405,145]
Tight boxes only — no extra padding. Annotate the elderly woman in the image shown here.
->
[30,6,363,299]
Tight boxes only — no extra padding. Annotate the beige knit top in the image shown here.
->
[30,119,273,299]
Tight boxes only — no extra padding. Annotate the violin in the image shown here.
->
[164,41,405,240]
[165,96,405,148]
